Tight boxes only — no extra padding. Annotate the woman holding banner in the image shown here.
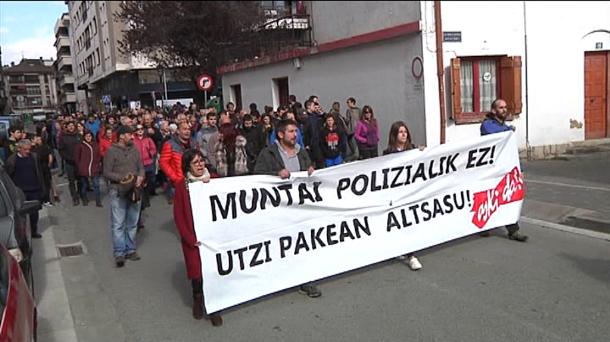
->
[383,121,424,271]
[173,149,223,326]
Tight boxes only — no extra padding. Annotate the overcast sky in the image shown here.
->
[0,1,68,67]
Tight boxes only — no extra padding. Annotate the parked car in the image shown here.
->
[0,159,40,289]
[0,242,36,342]
[0,159,39,341]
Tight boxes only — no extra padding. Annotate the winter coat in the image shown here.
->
[173,180,201,280]
[133,135,157,167]
[241,125,265,171]
[159,135,193,185]
[355,119,380,148]
[99,135,114,158]
[254,142,313,175]
[480,113,512,136]
[58,131,80,163]
[75,141,102,177]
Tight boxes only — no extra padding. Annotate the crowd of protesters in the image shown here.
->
[0,92,527,327]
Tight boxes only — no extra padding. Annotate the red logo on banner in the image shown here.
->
[471,167,525,229]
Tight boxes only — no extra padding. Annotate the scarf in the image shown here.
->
[186,169,210,184]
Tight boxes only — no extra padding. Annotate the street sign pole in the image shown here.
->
[196,73,214,109]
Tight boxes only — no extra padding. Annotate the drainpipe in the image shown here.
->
[523,1,531,159]
[434,1,446,144]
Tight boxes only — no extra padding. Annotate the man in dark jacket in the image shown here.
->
[5,139,43,238]
[302,100,325,169]
[479,98,528,242]
[254,119,321,298]
[240,114,264,173]
[58,121,81,205]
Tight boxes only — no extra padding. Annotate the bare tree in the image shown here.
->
[116,1,268,80]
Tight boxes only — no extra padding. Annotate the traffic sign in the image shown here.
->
[196,74,213,92]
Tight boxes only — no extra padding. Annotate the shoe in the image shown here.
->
[115,256,125,268]
[73,198,80,206]
[54,195,61,203]
[479,231,491,237]
[96,200,103,208]
[168,199,173,205]
[192,294,204,320]
[43,202,54,207]
[82,199,89,206]
[508,232,529,242]
[31,233,42,239]
[298,284,322,298]
[209,314,223,327]
[407,256,422,271]
[126,252,141,261]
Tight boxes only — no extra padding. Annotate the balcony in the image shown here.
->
[54,36,70,48]
[58,74,75,87]
[58,55,73,71]
[261,15,310,30]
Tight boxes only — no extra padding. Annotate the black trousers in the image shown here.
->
[24,190,41,235]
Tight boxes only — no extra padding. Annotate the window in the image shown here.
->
[24,75,39,83]
[96,48,100,66]
[450,55,522,124]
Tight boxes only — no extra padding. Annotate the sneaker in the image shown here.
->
[126,252,141,261]
[43,201,54,207]
[73,198,80,206]
[115,256,125,268]
[508,232,529,242]
[298,284,322,298]
[407,256,422,271]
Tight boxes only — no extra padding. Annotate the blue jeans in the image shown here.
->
[325,155,343,167]
[109,188,141,257]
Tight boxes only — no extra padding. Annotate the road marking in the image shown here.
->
[521,216,610,241]
[526,179,610,192]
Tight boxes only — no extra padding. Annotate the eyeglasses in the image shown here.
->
[191,159,204,165]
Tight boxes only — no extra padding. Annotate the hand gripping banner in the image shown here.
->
[189,131,523,313]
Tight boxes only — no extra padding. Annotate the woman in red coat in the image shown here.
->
[74,130,102,207]
[173,149,222,326]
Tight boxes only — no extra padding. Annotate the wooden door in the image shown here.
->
[584,52,609,139]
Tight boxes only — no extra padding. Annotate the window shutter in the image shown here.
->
[451,58,462,117]
[500,56,522,115]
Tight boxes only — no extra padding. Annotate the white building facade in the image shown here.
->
[219,1,610,156]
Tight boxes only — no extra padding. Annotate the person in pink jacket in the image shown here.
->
[354,105,380,160]
[133,124,157,229]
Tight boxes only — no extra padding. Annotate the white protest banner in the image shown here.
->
[189,131,524,313]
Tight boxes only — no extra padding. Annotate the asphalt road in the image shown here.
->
[36,173,610,342]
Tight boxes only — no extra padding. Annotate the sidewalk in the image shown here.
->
[33,208,78,342]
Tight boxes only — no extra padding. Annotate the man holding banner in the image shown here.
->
[479,98,528,242]
[254,119,321,298]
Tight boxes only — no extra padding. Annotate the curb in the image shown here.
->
[521,216,610,241]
